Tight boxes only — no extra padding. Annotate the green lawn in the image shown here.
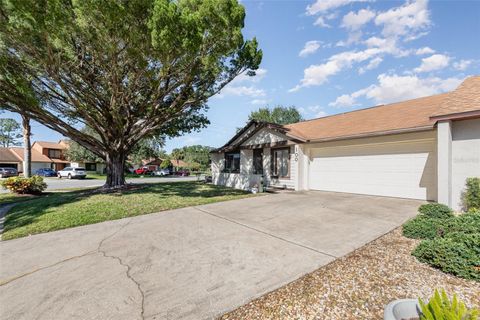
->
[2,182,257,240]
[0,193,36,205]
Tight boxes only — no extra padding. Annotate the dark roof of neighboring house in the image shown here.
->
[0,147,22,162]
[9,147,53,163]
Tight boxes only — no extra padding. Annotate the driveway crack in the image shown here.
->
[97,219,145,320]
[0,219,132,287]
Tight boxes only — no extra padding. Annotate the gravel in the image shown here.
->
[220,228,480,320]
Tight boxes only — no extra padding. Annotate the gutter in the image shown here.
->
[430,109,480,122]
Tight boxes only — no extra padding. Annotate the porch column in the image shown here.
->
[437,120,452,207]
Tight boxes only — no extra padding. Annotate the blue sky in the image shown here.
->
[3,0,480,152]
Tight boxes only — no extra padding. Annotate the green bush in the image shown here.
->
[463,177,480,211]
[418,203,454,219]
[419,289,479,320]
[413,237,480,281]
[1,176,47,194]
[403,216,448,239]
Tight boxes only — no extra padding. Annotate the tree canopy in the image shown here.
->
[247,105,303,125]
[0,0,261,187]
[0,118,22,147]
[171,145,213,170]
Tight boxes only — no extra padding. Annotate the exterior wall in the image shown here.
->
[31,162,54,172]
[450,118,480,210]
[305,130,437,200]
[72,161,106,174]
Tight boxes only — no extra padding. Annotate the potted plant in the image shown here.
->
[384,289,479,320]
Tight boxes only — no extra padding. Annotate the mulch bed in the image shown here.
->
[220,228,480,320]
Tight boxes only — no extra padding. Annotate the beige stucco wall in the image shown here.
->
[451,118,480,210]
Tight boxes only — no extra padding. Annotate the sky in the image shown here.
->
[3,0,480,152]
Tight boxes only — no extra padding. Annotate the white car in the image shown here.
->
[153,168,171,176]
[57,167,87,179]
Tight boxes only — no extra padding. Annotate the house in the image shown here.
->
[211,76,480,211]
[132,158,191,172]
[32,141,71,171]
[0,140,105,174]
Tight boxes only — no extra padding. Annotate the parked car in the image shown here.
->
[57,167,87,179]
[175,169,190,177]
[0,167,18,178]
[153,168,170,176]
[34,168,57,177]
[134,167,153,175]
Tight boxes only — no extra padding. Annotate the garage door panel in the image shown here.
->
[308,141,437,200]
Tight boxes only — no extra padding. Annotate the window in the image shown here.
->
[224,152,240,173]
[85,163,97,171]
[253,149,263,174]
[48,149,62,159]
[271,148,290,178]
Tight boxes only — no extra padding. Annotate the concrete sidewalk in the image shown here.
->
[0,191,422,320]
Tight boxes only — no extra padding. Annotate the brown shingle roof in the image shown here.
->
[284,93,449,141]
[0,148,22,162]
[33,140,68,150]
[432,76,480,118]
[10,147,52,163]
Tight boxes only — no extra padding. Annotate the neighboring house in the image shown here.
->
[133,158,191,172]
[0,147,23,170]
[211,76,480,211]
[0,140,105,174]
[32,140,70,172]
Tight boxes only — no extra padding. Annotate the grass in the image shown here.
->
[0,193,36,205]
[2,181,257,240]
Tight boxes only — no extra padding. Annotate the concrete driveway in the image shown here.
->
[0,191,423,320]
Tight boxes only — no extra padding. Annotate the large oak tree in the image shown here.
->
[0,0,261,187]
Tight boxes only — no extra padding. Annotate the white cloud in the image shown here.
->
[375,0,431,39]
[234,68,268,83]
[299,41,322,57]
[307,0,369,15]
[358,57,383,74]
[298,105,328,118]
[217,86,266,98]
[414,54,450,73]
[251,99,268,105]
[453,59,473,71]
[329,94,357,107]
[290,47,387,91]
[341,8,376,30]
[334,73,462,106]
[314,16,332,28]
[416,47,435,55]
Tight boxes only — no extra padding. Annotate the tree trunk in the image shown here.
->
[105,152,126,188]
[21,114,31,178]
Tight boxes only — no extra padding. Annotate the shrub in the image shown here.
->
[418,203,454,219]
[403,216,448,239]
[444,211,480,236]
[463,177,480,211]
[413,237,480,281]
[419,289,479,320]
[1,176,47,194]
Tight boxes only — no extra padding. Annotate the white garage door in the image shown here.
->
[308,140,437,200]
